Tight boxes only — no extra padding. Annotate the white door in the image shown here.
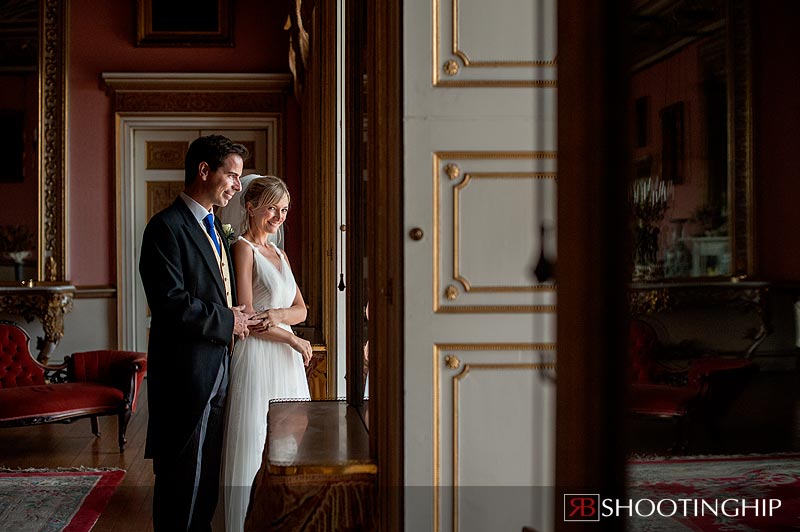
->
[403,1,558,531]
[125,125,272,352]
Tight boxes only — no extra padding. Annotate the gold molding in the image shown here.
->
[444,354,461,369]
[38,0,68,282]
[444,162,461,180]
[452,172,557,292]
[432,343,557,532]
[453,362,555,532]
[436,304,556,313]
[0,284,75,363]
[433,0,557,87]
[444,59,459,76]
[433,152,558,313]
[445,285,459,300]
[145,141,188,170]
[146,181,184,221]
[451,0,557,68]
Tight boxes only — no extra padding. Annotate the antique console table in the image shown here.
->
[0,283,75,364]
[629,280,771,358]
[245,400,376,531]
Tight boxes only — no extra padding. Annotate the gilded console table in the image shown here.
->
[0,283,75,364]
[629,280,771,357]
[245,400,376,532]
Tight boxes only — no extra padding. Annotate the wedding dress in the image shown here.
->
[222,237,310,532]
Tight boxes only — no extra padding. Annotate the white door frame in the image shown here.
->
[115,114,281,351]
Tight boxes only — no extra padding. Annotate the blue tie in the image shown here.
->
[203,213,221,256]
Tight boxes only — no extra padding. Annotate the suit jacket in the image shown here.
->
[138,198,238,460]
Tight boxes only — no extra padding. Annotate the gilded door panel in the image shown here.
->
[404,1,557,531]
[432,344,556,532]
[433,152,556,313]
[432,0,557,86]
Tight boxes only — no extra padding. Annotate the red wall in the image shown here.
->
[631,40,709,247]
[753,1,800,282]
[68,0,297,285]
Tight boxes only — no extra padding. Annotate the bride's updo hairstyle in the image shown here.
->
[240,175,291,244]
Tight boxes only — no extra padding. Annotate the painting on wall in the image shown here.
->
[660,101,685,184]
[0,112,24,183]
[136,0,233,47]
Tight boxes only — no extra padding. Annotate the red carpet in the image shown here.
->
[627,454,800,531]
[0,468,125,532]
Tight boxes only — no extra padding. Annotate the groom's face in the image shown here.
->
[201,154,244,208]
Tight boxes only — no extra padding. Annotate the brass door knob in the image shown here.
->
[409,228,424,241]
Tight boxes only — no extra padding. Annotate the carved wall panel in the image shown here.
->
[433,343,556,532]
[432,0,557,87]
[433,152,557,313]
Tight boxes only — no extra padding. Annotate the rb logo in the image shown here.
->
[564,494,601,522]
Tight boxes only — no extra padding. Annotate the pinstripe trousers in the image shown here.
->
[153,359,229,532]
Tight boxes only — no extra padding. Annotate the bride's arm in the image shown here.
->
[257,251,308,327]
[232,240,257,314]
[250,324,313,366]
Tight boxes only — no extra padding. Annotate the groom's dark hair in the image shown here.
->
[184,134,250,186]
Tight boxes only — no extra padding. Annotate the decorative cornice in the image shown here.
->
[101,73,293,93]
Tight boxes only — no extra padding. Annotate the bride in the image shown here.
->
[219,175,312,532]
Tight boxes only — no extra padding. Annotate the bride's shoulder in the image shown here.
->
[231,238,255,261]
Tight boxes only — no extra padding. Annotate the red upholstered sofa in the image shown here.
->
[0,320,147,451]
[628,318,758,450]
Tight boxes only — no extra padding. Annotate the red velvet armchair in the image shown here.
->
[0,320,147,451]
[628,318,758,450]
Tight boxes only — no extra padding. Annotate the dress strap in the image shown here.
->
[269,242,285,260]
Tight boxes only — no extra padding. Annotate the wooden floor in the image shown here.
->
[0,380,156,532]
[1,370,798,531]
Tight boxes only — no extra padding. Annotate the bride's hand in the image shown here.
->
[253,308,285,329]
[289,336,313,366]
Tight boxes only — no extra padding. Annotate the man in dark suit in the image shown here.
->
[139,134,257,531]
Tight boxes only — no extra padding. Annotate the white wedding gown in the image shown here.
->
[222,238,310,532]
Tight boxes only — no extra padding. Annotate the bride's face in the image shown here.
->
[250,194,289,235]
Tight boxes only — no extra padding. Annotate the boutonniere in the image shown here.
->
[221,224,236,244]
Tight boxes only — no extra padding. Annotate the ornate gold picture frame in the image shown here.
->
[136,0,233,47]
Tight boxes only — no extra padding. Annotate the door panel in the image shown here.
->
[129,127,269,353]
[404,0,558,531]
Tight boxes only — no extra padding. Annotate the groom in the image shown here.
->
[139,134,257,531]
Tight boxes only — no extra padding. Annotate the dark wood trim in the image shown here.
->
[346,0,367,405]
[298,0,338,385]
[367,0,404,528]
[556,0,628,529]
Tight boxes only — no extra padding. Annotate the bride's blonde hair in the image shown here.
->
[241,175,290,244]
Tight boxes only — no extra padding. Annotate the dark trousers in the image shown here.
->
[153,361,228,532]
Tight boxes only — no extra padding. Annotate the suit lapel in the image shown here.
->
[174,200,227,302]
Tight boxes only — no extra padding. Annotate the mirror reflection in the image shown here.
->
[630,0,732,280]
[0,0,39,282]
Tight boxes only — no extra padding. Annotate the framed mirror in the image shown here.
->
[0,0,67,285]
[629,0,753,281]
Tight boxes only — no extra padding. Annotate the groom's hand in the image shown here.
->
[231,305,260,338]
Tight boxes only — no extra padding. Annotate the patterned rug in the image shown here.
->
[0,468,125,532]
[627,454,800,531]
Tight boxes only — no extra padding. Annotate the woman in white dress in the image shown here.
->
[221,175,312,532]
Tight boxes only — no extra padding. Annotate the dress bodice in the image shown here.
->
[239,237,296,318]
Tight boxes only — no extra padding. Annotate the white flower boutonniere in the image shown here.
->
[221,224,236,244]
